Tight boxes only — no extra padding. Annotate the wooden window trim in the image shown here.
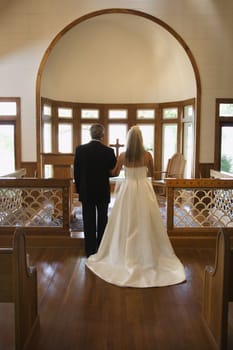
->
[41,97,195,176]
[0,97,21,170]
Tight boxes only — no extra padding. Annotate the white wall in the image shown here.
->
[41,14,195,103]
[0,0,233,163]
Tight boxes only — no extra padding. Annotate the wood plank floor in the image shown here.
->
[1,239,233,350]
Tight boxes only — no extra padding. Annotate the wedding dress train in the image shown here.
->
[86,167,186,288]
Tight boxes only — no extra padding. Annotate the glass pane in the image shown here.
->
[43,105,51,116]
[219,103,233,117]
[162,124,177,171]
[0,124,15,175]
[108,124,127,156]
[58,124,73,153]
[81,124,92,144]
[109,110,127,119]
[137,109,155,119]
[0,102,17,116]
[162,108,178,120]
[184,105,193,119]
[137,124,154,155]
[44,164,53,178]
[183,122,193,178]
[58,107,72,118]
[81,109,99,119]
[221,126,233,173]
[43,123,52,153]
[109,124,127,178]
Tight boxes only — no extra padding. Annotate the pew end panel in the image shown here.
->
[203,228,233,350]
[0,248,13,302]
[13,229,39,350]
[0,229,39,350]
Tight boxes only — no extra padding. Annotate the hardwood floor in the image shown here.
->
[2,239,233,350]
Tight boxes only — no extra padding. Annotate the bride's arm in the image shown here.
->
[110,153,125,176]
[146,152,154,177]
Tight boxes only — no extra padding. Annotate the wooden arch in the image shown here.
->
[36,8,201,177]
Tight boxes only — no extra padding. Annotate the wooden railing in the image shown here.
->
[166,178,233,240]
[0,178,71,236]
[1,176,233,247]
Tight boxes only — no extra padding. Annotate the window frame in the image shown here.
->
[215,98,233,173]
[0,97,21,172]
[41,97,195,177]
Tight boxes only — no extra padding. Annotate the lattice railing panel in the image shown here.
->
[211,189,233,226]
[0,189,23,216]
[0,187,63,227]
[172,188,233,228]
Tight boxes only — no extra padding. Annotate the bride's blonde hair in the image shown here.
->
[125,126,145,163]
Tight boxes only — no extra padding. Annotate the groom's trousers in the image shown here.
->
[81,200,109,257]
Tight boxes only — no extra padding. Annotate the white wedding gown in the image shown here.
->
[86,166,186,288]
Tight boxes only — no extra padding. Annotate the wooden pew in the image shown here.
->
[0,229,39,350]
[203,228,233,350]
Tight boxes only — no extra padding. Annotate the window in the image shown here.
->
[219,103,233,117]
[58,124,73,153]
[162,124,177,171]
[0,102,17,116]
[0,98,21,176]
[42,103,52,153]
[0,124,15,175]
[215,99,233,174]
[108,124,127,156]
[221,127,233,172]
[183,122,193,178]
[109,110,127,119]
[40,98,195,178]
[81,109,99,119]
[137,109,155,120]
[182,104,194,178]
[137,123,154,154]
[81,124,92,144]
[162,108,178,120]
[58,107,72,119]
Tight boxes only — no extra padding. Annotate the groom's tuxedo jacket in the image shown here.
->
[74,140,116,203]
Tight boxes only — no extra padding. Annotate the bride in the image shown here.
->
[86,125,186,287]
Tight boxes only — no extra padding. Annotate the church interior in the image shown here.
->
[0,1,233,349]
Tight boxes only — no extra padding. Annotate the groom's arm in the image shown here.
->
[110,153,124,177]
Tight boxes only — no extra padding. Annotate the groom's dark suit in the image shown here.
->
[74,140,116,257]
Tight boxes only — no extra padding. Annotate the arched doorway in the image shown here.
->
[36,9,201,178]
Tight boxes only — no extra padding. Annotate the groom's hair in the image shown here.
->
[90,124,104,140]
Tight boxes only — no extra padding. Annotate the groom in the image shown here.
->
[73,123,117,257]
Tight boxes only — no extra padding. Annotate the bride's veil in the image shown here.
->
[113,126,146,196]
[124,125,145,167]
